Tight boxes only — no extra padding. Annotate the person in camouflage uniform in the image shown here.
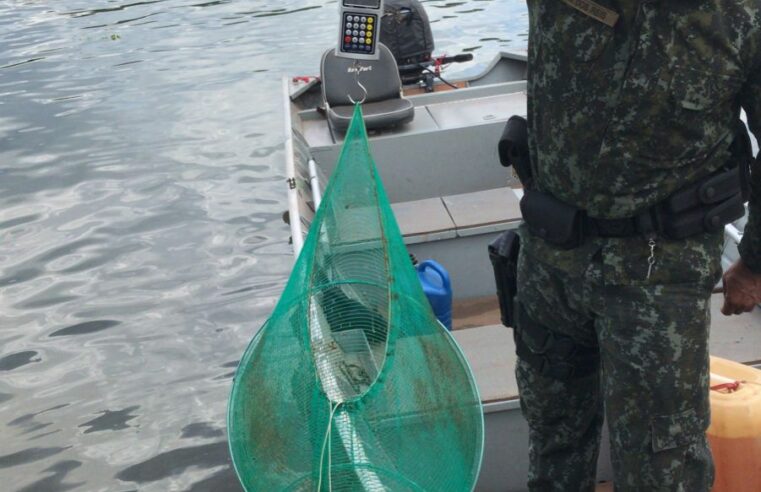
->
[517,1,761,490]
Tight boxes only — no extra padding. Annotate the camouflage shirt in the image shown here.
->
[526,0,761,272]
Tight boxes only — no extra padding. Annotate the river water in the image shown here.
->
[0,1,527,490]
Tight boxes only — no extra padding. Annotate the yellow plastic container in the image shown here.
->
[707,356,761,492]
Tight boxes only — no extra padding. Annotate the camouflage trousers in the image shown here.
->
[515,227,723,492]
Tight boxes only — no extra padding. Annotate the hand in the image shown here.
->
[721,259,761,315]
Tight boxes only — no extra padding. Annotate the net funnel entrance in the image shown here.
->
[228,105,484,491]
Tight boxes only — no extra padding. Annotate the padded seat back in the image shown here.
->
[321,43,402,107]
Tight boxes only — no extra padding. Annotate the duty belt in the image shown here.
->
[500,116,753,248]
[520,166,747,250]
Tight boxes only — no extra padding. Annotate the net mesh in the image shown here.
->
[228,104,484,491]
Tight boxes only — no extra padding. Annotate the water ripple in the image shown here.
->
[115,441,231,483]
[17,460,85,492]
[0,447,69,468]
[78,406,140,434]
[49,320,121,337]
[61,1,167,19]
[0,351,42,371]
[180,422,224,439]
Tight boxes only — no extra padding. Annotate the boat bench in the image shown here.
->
[391,186,522,299]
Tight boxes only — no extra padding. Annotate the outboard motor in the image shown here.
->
[379,0,435,84]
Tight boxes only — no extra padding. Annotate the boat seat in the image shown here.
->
[392,187,522,242]
[320,43,414,132]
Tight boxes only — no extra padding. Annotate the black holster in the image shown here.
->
[488,229,520,327]
[498,115,533,189]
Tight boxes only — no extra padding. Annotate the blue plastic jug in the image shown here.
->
[416,259,452,330]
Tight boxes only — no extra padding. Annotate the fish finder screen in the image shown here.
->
[343,0,381,8]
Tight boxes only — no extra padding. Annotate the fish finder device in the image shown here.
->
[336,0,384,60]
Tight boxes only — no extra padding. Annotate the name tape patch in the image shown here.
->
[562,0,619,27]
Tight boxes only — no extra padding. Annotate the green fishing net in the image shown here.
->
[228,104,484,491]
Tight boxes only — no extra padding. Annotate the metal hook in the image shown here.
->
[347,59,368,105]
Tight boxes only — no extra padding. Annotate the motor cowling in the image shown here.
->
[379,0,434,83]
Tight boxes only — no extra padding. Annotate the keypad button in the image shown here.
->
[361,16,366,22]
[353,23,359,29]
[360,23,366,30]
[345,36,351,42]
[345,29,351,35]
[367,16,373,23]
[366,24,373,31]
[360,30,365,37]
[352,30,358,36]
[352,37,358,43]
[359,38,365,44]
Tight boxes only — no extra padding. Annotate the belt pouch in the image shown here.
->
[520,190,585,249]
[664,166,743,215]
[660,193,745,239]
[488,230,521,327]
[703,193,745,232]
